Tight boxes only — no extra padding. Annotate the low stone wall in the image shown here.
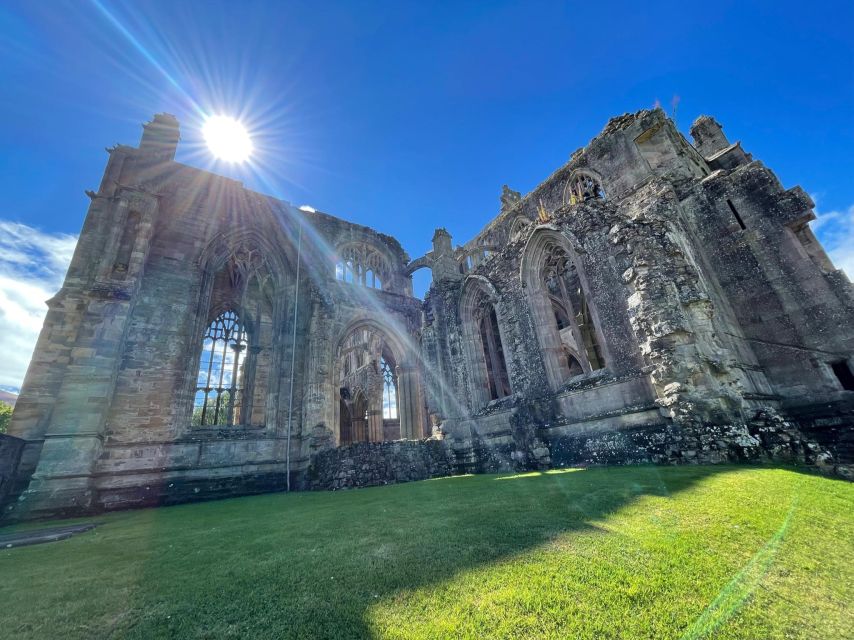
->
[784,399,854,466]
[0,434,25,508]
[449,398,853,478]
[545,422,677,467]
[308,439,454,490]
[96,469,298,513]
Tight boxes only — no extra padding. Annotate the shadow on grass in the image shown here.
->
[2,464,835,639]
[124,464,743,638]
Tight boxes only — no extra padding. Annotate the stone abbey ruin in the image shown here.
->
[2,108,852,520]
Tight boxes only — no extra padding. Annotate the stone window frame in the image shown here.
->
[381,356,399,420]
[178,231,292,436]
[334,242,391,290]
[334,319,410,445]
[458,275,515,410]
[508,216,530,242]
[562,169,606,206]
[520,227,609,392]
[458,245,500,274]
[192,309,249,427]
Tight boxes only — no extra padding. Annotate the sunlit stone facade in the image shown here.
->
[2,109,852,518]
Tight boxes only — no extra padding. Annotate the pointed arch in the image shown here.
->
[521,228,607,390]
[459,276,513,409]
[351,389,369,442]
[193,309,249,426]
[334,319,414,444]
[334,241,392,290]
[509,216,530,242]
[201,228,292,290]
[563,169,606,205]
[185,229,295,430]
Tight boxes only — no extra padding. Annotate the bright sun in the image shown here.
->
[203,115,253,163]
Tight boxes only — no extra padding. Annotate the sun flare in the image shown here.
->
[203,115,252,163]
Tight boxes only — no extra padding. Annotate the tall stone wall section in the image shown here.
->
[3,115,427,520]
[420,108,853,479]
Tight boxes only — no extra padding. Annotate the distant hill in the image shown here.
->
[0,390,17,408]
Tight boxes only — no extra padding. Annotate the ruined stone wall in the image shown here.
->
[308,439,453,490]
[681,164,854,402]
[422,108,853,476]
[4,108,852,520]
[4,115,425,520]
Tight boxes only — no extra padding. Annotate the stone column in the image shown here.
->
[243,345,262,425]
[367,408,383,442]
[397,364,423,439]
[302,297,334,434]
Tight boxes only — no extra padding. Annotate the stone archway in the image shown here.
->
[334,320,422,444]
[520,228,607,391]
[458,276,513,410]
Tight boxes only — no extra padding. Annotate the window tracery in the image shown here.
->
[381,357,398,420]
[193,310,248,426]
[336,324,401,443]
[566,172,606,204]
[522,231,607,391]
[540,245,605,374]
[335,243,388,290]
[191,240,281,429]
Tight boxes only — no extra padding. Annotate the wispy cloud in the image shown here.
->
[810,199,854,278]
[0,220,77,392]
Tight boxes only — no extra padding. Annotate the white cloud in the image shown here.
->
[810,199,854,279]
[0,221,77,392]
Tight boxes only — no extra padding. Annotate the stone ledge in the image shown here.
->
[0,523,100,549]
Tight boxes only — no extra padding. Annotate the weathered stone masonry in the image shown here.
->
[2,108,853,520]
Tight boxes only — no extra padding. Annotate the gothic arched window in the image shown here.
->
[509,217,528,242]
[460,280,513,407]
[542,248,605,371]
[335,243,389,290]
[478,305,512,400]
[381,356,398,420]
[566,172,606,204]
[522,230,607,390]
[193,310,248,426]
[336,324,404,443]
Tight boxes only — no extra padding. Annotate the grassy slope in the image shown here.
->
[0,466,851,639]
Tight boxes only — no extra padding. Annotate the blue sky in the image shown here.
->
[0,0,852,390]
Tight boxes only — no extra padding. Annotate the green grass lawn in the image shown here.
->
[1,465,852,639]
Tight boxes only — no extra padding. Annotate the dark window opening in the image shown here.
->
[565,353,584,377]
[478,307,512,400]
[726,199,746,231]
[831,360,854,391]
[567,174,606,203]
[339,398,352,443]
